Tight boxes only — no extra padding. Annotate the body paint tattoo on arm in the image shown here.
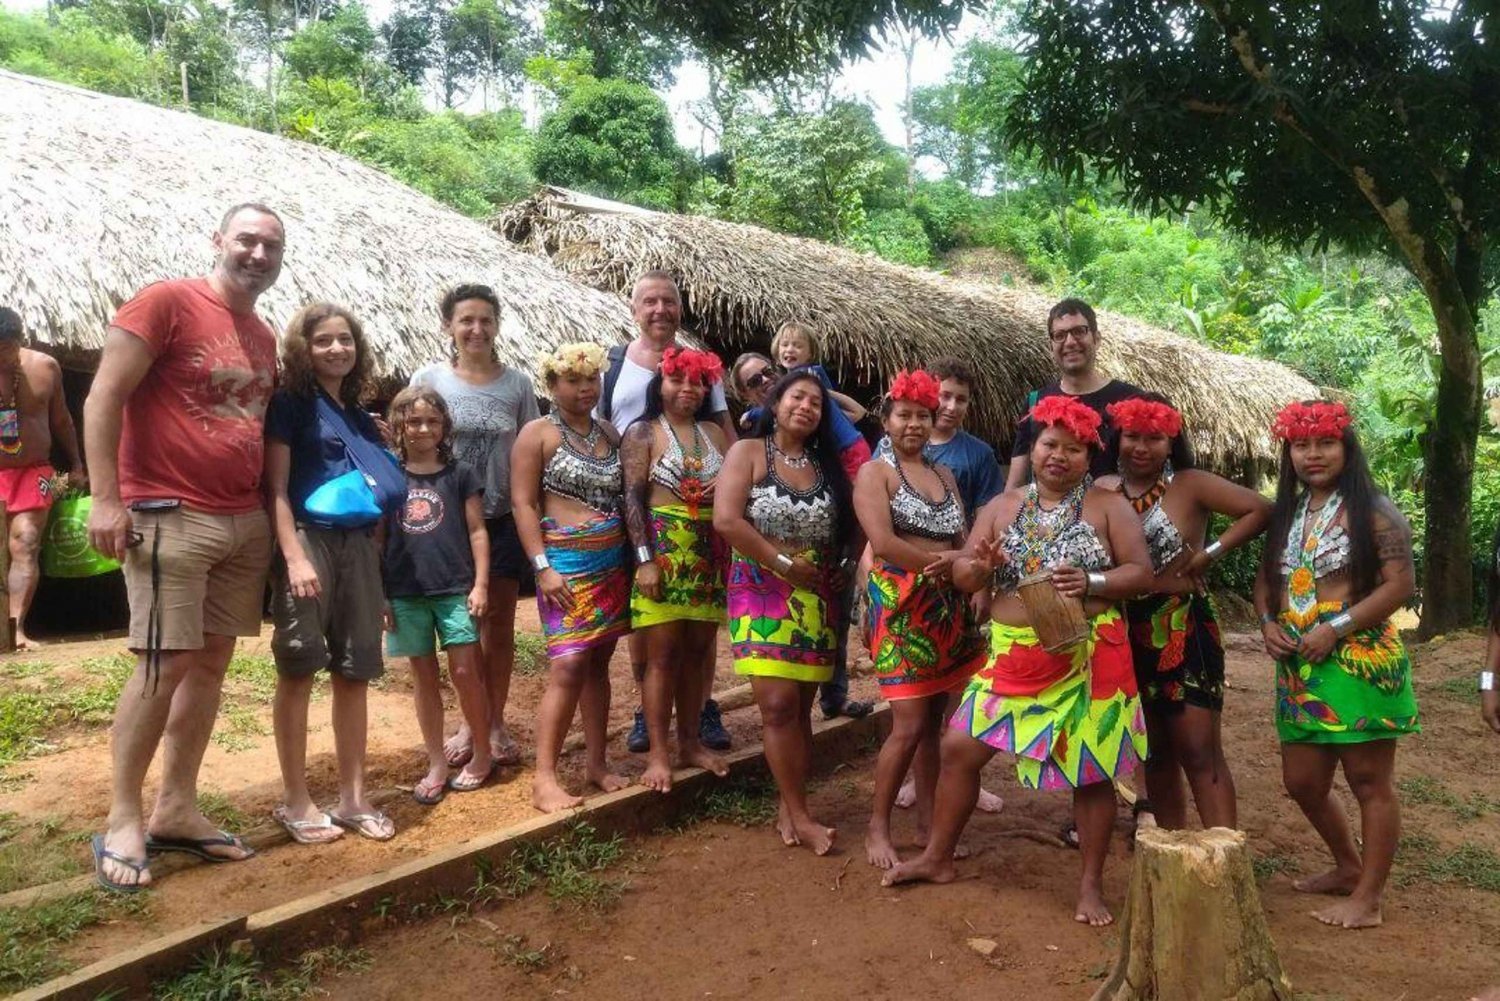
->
[622,424,655,553]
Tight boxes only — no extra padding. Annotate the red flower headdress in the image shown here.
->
[661,346,724,385]
[888,369,941,411]
[1107,398,1183,438]
[1271,400,1352,441]
[1029,395,1103,447]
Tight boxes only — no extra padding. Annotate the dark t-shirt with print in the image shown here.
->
[1011,378,1145,479]
[383,463,483,599]
[265,388,385,528]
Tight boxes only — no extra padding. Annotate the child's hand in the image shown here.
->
[382,602,395,633]
[467,585,489,620]
[287,556,321,600]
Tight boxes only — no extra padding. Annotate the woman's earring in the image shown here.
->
[1164,458,1175,480]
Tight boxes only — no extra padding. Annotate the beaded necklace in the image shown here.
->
[1010,480,1088,577]
[665,416,707,518]
[1286,490,1343,622]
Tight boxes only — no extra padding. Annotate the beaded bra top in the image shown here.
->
[994,481,1110,592]
[649,415,724,502]
[542,413,621,516]
[1280,495,1351,580]
[884,452,964,542]
[1125,478,1186,574]
[747,439,835,550]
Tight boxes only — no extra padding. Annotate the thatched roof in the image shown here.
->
[496,186,1317,474]
[0,72,634,382]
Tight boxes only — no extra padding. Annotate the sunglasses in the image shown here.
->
[744,367,780,391]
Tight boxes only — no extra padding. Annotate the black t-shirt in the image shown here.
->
[1011,379,1145,479]
[383,463,483,599]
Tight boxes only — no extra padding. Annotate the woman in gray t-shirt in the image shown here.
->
[409,283,539,771]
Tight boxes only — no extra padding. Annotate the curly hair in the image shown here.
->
[388,385,454,465]
[280,302,372,408]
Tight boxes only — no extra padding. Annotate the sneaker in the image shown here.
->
[626,706,649,753]
[699,699,732,751]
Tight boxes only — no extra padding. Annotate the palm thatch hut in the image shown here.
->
[497,186,1316,476]
[0,72,634,383]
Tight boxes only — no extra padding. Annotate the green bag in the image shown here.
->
[42,494,121,578]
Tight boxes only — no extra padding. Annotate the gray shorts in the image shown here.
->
[270,525,384,682]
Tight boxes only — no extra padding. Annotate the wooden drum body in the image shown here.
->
[1017,570,1089,652]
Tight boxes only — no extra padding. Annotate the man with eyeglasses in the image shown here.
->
[1005,298,1144,489]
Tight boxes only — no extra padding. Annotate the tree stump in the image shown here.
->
[1091,825,1294,1001]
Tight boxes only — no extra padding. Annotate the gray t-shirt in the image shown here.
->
[410,363,540,519]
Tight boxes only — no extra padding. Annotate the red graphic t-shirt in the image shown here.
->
[110,278,277,514]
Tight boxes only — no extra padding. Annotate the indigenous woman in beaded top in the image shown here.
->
[885,395,1152,928]
[621,348,733,794]
[1096,395,1269,831]
[715,370,858,856]
[855,370,985,870]
[1254,400,1418,930]
[512,343,631,813]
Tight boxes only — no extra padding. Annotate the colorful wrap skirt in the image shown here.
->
[537,513,631,658]
[630,503,726,628]
[950,607,1146,791]
[729,550,837,683]
[1276,602,1420,744]
[1125,591,1225,712]
[866,561,984,700]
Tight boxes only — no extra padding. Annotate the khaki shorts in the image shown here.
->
[124,506,272,651]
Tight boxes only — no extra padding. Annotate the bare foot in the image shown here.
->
[1313,897,1383,929]
[975,787,1005,814]
[882,853,956,887]
[532,777,584,813]
[13,632,39,652]
[98,825,151,889]
[792,817,836,856]
[1294,866,1362,895]
[910,831,970,860]
[678,745,729,778]
[1075,885,1115,927]
[1468,987,1500,1001]
[894,779,916,810]
[643,757,674,793]
[866,829,901,869]
[490,725,522,766]
[444,727,473,767]
[777,801,799,846]
[586,767,630,793]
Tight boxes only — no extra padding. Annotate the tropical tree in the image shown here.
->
[1007,0,1498,634]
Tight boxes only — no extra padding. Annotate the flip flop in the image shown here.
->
[272,806,344,846]
[92,834,149,893]
[491,733,522,767]
[328,810,396,842]
[145,830,256,863]
[413,775,447,806]
[447,762,497,793]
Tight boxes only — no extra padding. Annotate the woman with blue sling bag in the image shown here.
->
[266,304,405,845]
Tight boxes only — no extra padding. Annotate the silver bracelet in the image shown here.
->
[1203,539,1224,562]
[1481,671,1497,693]
[1258,611,1277,626]
[775,553,795,572]
[1327,611,1355,638]
[1085,571,1107,596]
[530,553,551,573]
[635,545,652,565]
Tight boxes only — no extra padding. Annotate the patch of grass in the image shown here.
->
[1433,675,1480,704]
[211,706,269,753]
[0,891,150,991]
[498,933,563,972]
[486,822,627,912]
[0,813,87,894]
[512,632,549,676]
[1396,831,1500,891]
[0,693,52,765]
[1251,851,1299,883]
[224,652,279,699]
[153,945,370,1001]
[688,776,777,828]
[57,654,136,725]
[197,792,249,832]
[0,661,50,680]
[1399,774,1498,822]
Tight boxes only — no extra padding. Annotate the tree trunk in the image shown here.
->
[1091,825,1293,1001]
[1418,296,1482,637]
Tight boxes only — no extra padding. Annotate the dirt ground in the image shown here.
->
[3,616,1500,1000]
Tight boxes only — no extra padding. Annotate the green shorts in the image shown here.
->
[386,594,478,657]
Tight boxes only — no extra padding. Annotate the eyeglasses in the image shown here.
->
[744,367,780,391]
[1049,324,1093,345]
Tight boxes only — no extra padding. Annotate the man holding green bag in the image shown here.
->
[0,306,87,650]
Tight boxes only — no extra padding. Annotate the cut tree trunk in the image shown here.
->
[1090,824,1293,1001]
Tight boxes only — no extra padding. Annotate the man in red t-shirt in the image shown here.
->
[84,203,283,891]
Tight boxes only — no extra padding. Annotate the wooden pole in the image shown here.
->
[1091,824,1294,1001]
[0,501,13,652]
[179,61,190,109]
